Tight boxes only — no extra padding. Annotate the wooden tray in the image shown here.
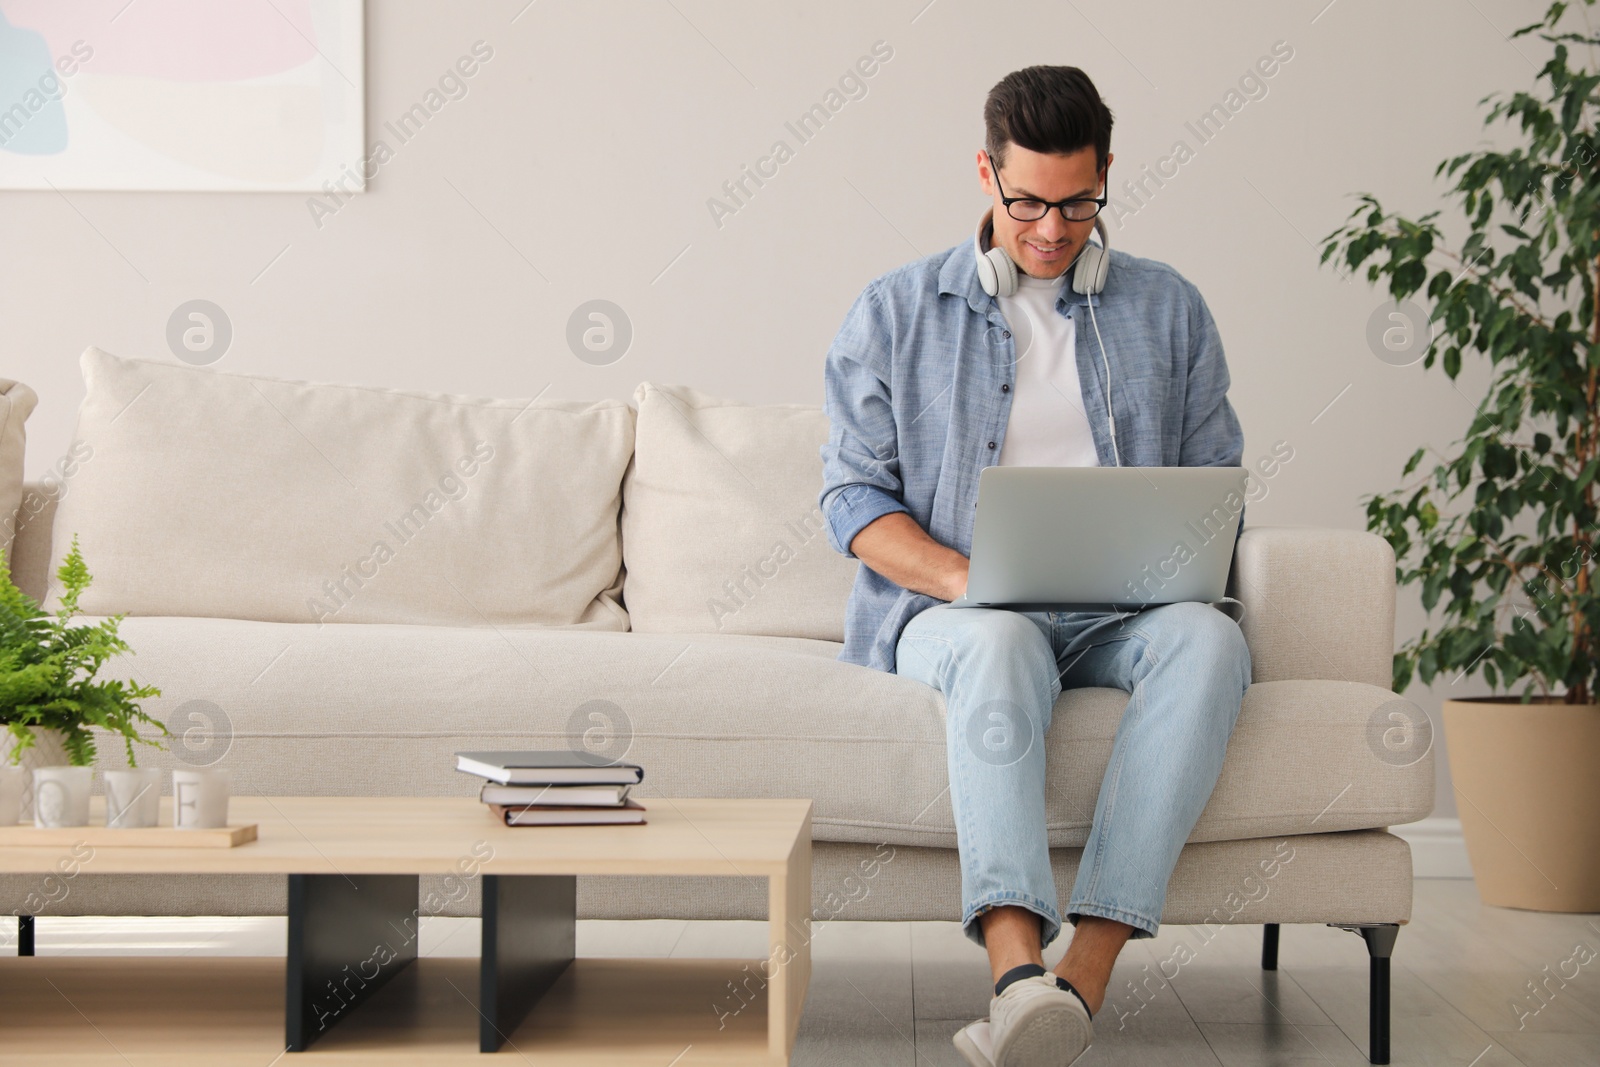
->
[0,822,257,848]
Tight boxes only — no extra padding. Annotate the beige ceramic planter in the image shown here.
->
[1441,697,1600,911]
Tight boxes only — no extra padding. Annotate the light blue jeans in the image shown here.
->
[895,600,1251,950]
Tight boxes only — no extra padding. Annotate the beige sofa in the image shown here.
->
[3,348,1431,1062]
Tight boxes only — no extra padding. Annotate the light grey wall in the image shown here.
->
[3,0,1560,819]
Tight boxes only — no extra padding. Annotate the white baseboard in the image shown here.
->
[1389,817,1472,878]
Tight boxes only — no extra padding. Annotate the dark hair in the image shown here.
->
[983,66,1113,173]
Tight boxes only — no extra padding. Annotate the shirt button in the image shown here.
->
[1002,330,1011,339]
[987,441,996,450]
[1001,384,1010,393]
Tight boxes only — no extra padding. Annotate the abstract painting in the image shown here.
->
[0,0,364,191]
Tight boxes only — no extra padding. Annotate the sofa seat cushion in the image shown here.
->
[96,616,1432,847]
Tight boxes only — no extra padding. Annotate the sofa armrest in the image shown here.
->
[1227,525,1395,688]
[10,481,59,603]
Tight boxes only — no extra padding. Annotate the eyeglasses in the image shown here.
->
[986,148,1108,223]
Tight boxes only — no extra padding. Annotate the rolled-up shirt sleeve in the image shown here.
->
[819,283,910,560]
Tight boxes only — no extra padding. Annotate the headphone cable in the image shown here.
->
[1085,277,1120,468]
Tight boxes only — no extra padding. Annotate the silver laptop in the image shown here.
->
[949,466,1249,612]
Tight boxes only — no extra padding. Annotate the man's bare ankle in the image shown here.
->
[1048,915,1134,1014]
[979,905,1045,985]
[989,953,1046,987]
[1050,964,1106,1014]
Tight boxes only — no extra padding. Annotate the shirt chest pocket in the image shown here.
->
[1111,375,1175,462]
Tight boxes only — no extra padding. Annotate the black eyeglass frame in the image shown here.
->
[985,147,1110,223]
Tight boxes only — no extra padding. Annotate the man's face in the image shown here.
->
[978,142,1111,279]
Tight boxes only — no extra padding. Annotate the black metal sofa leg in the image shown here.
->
[1261,923,1279,970]
[17,915,34,956]
[1331,922,1399,1065]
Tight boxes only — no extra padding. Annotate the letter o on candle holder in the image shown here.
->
[33,767,92,828]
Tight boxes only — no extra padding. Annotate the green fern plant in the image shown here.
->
[0,535,166,766]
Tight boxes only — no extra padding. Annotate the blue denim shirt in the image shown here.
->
[818,232,1245,673]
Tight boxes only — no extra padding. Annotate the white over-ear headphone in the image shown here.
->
[975,207,1121,466]
[974,210,1110,300]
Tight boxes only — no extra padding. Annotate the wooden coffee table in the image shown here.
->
[0,795,813,1065]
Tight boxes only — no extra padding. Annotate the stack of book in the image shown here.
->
[454,750,647,825]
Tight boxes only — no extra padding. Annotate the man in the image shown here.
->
[818,66,1251,1066]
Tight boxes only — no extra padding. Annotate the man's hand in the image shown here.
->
[848,512,970,601]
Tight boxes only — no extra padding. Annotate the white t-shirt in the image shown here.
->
[996,271,1100,467]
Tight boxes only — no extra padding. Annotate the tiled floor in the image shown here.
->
[5,879,1597,1065]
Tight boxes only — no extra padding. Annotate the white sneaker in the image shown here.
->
[952,974,1093,1067]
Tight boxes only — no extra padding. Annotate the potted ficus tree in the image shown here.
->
[0,535,166,781]
[1319,0,1599,911]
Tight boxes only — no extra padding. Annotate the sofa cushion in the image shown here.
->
[47,348,633,629]
[621,382,858,640]
[93,615,1433,847]
[0,377,39,572]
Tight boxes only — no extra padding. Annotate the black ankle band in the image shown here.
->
[994,962,1048,997]
[1054,974,1095,1020]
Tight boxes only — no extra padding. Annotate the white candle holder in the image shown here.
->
[33,766,93,828]
[105,768,162,829]
[172,768,230,829]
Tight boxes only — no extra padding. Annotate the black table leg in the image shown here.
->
[285,873,420,1051]
[17,915,34,957]
[479,874,576,1052]
[1261,923,1279,971]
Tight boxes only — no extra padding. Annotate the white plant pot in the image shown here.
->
[2,728,76,822]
